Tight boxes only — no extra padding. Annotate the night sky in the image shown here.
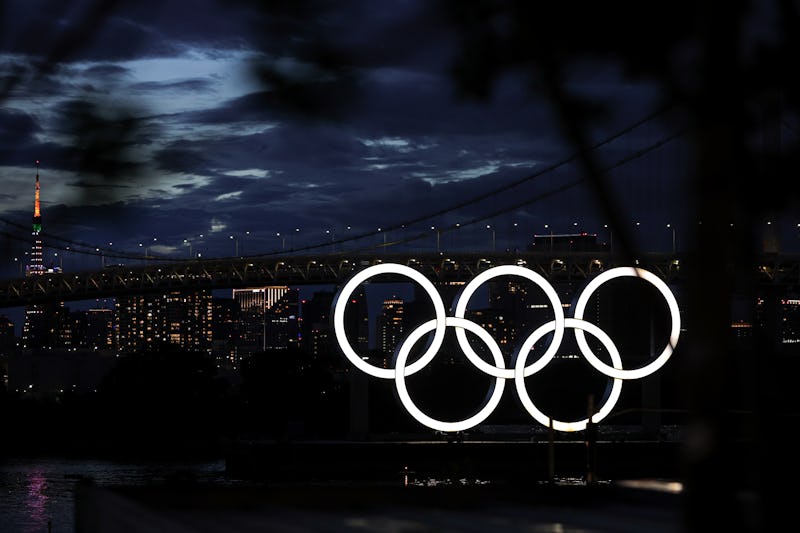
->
[0,1,797,296]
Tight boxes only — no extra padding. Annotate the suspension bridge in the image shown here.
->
[1,104,798,308]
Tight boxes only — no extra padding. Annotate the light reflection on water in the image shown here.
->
[23,470,48,533]
[0,457,227,533]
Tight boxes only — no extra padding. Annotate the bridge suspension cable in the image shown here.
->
[0,217,177,262]
[248,104,685,257]
[337,128,686,255]
[1,104,682,263]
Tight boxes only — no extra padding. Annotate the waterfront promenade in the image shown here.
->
[76,479,687,532]
[73,436,690,532]
[4,430,774,532]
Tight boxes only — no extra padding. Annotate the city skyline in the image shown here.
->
[0,158,682,336]
[0,161,795,343]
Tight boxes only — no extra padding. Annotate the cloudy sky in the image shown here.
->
[0,0,795,279]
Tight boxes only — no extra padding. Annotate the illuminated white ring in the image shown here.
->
[453,265,565,379]
[394,317,506,433]
[333,263,447,379]
[573,267,681,380]
[514,318,623,432]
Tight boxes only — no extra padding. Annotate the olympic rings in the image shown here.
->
[332,263,681,433]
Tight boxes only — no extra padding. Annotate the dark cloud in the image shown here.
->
[171,182,200,191]
[0,109,41,146]
[0,59,33,95]
[0,1,256,65]
[332,2,458,73]
[67,180,132,189]
[52,99,149,178]
[130,78,215,92]
[185,73,361,125]
[0,59,73,100]
[185,91,276,124]
[155,124,370,183]
[184,64,549,141]
[155,143,214,175]
[82,63,130,77]
[1,3,164,63]
[108,1,256,51]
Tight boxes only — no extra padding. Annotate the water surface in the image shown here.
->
[0,456,227,533]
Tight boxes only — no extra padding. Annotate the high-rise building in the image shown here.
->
[300,290,335,359]
[116,290,213,354]
[377,297,404,360]
[466,307,514,354]
[115,295,158,352]
[232,286,299,356]
[405,281,464,337]
[85,308,115,351]
[234,286,287,349]
[754,296,800,354]
[488,280,530,353]
[263,288,300,351]
[211,296,240,369]
[339,285,369,353]
[779,298,800,348]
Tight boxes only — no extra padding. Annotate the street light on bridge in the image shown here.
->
[603,224,613,253]
[378,227,387,251]
[666,223,676,254]
[326,229,335,253]
[139,237,158,258]
[512,221,518,252]
[544,224,553,252]
[100,242,114,267]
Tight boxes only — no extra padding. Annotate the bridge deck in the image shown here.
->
[0,251,797,307]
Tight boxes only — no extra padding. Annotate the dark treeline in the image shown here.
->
[0,343,354,458]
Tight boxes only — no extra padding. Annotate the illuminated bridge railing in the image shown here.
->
[0,251,796,307]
